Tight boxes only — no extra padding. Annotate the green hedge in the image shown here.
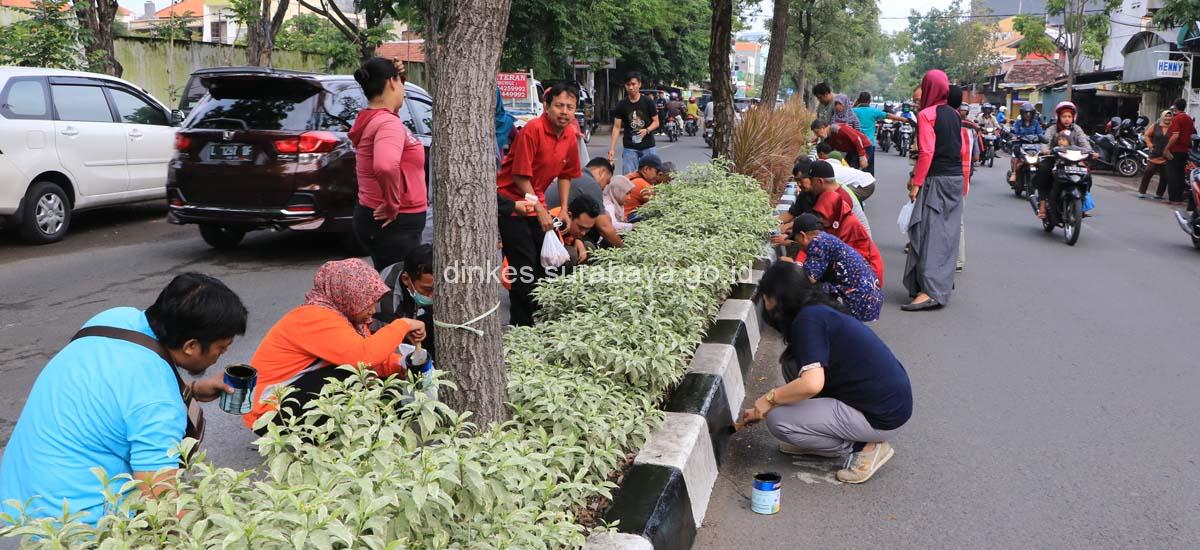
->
[0,161,773,549]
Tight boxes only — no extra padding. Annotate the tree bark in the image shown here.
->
[429,0,512,425]
[245,0,289,66]
[759,0,789,107]
[76,0,122,76]
[796,7,813,108]
[709,0,735,158]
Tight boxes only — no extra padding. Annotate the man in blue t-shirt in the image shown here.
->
[851,92,918,175]
[742,262,912,484]
[0,274,247,526]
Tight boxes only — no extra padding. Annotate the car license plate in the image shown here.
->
[210,143,255,161]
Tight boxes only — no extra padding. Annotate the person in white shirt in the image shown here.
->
[815,143,877,203]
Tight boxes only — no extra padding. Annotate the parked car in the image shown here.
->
[0,67,179,244]
[177,66,310,118]
[166,69,433,251]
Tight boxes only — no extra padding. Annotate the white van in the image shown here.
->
[0,67,178,244]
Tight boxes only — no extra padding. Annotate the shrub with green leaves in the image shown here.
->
[0,162,773,549]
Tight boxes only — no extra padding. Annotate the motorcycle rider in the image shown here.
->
[1035,101,1094,220]
[976,104,1000,131]
[667,93,686,135]
[1008,102,1044,184]
[891,101,918,150]
[997,105,1007,124]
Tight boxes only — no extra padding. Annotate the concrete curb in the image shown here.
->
[587,247,774,549]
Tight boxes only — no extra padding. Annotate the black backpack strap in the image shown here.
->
[384,262,406,317]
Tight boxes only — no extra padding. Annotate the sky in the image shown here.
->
[742,0,956,36]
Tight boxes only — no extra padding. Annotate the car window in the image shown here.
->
[188,80,316,131]
[51,85,114,123]
[180,76,208,114]
[404,95,432,136]
[1,79,49,119]
[318,86,367,132]
[109,88,168,126]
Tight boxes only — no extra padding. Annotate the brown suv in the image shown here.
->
[166,69,432,250]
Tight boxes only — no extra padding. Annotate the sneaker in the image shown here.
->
[956,264,964,273]
[1154,195,1166,201]
[1137,193,1148,199]
[836,442,895,484]
[778,442,842,458]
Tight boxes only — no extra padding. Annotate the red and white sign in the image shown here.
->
[497,73,529,99]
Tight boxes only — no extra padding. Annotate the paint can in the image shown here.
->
[750,472,781,515]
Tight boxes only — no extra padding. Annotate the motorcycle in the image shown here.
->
[1087,131,1143,177]
[1030,146,1091,246]
[878,121,894,153]
[1173,149,1200,249]
[897,123,914,157]
[704,124,713,147]
[1007,134,1042,198]
[685,115,698,137]
[981,127,999,167]
[665,117,680,142]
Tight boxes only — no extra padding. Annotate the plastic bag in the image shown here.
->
[897,201,914,235]
[1082,192,1095,212]
[540,230,571,269]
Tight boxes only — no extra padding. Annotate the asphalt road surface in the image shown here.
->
[695,148,1200,548]
[2,131,1197,548]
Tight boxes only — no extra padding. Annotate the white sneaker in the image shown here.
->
[836,442,895,484]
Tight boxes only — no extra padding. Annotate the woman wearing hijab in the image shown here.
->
[603,177,636,232]
[831,93,862,131]
[244,259,426,432]
[902,70,971,312]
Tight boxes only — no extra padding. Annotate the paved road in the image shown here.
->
[695,150,1200,548]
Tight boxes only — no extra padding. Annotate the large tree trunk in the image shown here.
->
[759,0,789,107]
[796,9,812,108]
[245,0,288,66]
[76,0,122,76]
[430,0,512,425]
[709,0,735,158]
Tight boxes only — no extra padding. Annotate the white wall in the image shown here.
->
[1101,0,1149,71]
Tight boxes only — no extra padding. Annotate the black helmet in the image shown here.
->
[1020,102,1036,113]
[982,103,993,112]
[1110,116,1122,127]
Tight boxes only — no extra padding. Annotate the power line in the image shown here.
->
[879,9,1105,20]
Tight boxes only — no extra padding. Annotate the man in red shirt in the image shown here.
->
[1164,98,1195,205]
[496,83,583,326]
[812,120,870,171]
[808,161,883,283]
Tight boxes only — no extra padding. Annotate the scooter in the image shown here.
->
[1031,146,1091,246]
[878,121,894,153]
[665,117,680,142]
[897,123,914,156]
[1173,149,1200,249]
[1007,134,1042,198]
[704,124,713,147]
[981,127,999,167]
[1088,131,1142,177]
[685,115,698,136]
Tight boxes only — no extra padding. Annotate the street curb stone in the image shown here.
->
[634,412,718,528]
[665,372,733,466]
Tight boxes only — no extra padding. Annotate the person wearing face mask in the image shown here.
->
[348,57,428,270]
[244,259,426,433]
[377,244,436,360]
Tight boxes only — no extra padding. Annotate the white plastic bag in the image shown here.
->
[897,201,914,235]
[540,230,571,269]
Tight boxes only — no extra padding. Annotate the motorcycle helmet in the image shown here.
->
[999,106,1007,112]
[1054,101,1077,117]
[1109,116,1122,128]
[1019,102,1036,113]
[901,100,912,111]
[982,103,993,113]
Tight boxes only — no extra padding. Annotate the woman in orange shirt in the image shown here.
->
[244,258,425,432]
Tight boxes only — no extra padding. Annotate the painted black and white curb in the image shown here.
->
[586,237,783,549]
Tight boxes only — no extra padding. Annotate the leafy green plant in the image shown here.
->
[0,162,773,549]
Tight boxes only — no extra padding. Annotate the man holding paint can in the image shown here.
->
[0,274,248,525]
[744,262,913,484]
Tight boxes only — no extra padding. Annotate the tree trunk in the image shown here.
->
[709,0,735,158]
[797,9,812,108]
[76,0,122,76]
[430,0,512,425]
[759,0,789,107]
[245,0,287,66]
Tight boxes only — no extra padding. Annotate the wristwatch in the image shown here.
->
[765,389,778,407]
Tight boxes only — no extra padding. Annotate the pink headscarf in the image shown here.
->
[304,258,390,336]
[919,70,950,111]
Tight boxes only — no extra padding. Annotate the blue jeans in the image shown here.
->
[864,145,876,175]
[621,146,658,174]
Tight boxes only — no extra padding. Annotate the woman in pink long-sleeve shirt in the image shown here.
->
[348,57,428,270]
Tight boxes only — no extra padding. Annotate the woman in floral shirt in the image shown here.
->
[788,214,883,322]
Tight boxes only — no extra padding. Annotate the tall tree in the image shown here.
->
[1152,0,1200,29]
[425,0,512,425]
[0,0,82,69]
[1044,0,1120,95]
[709,0,735,157]
[904,0,1000,85]
[297,0,395,61]
[275,13,359,70]
[74,0,122,76]
[783,0,879,106]
[759,0,789,107]
[231,0,290,67]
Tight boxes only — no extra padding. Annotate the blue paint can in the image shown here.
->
[750,472,782,515]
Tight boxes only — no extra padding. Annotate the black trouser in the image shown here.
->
[352,204,426,271]
[253,366,356,436]
[1035,157,1058,201]
[1138,160,1168,197]
[1166,152,1189,203]
[499,215,546,326]
[843,149,861,170]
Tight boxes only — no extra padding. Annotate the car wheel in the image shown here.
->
[198,223,246,249]
[18,181,71,244]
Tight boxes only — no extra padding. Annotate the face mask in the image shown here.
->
[408,283,433,307]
